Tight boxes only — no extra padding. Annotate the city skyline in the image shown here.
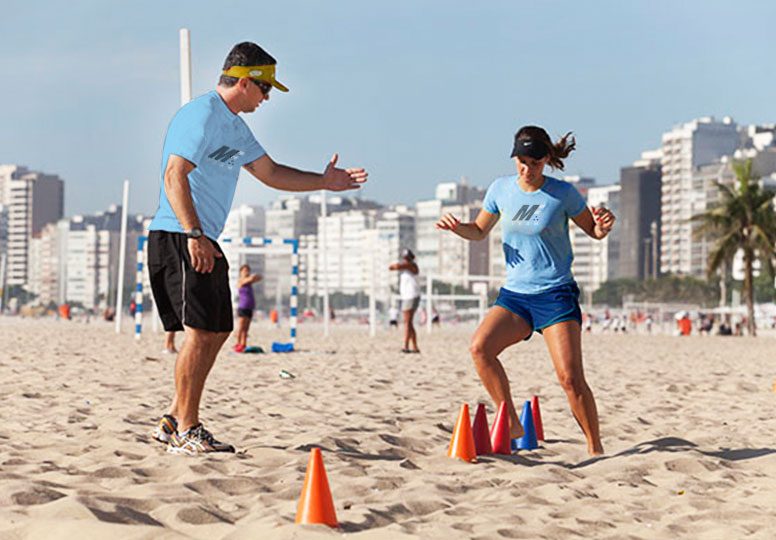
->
[2,1,775,216]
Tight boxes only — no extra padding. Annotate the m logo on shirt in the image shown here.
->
[512,204,540,222]
[208,146,244,169]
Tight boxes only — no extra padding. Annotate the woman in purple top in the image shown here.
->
[234,264,262,352]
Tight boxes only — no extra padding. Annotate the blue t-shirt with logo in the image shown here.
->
[483,175,587,294]
[148,91,265,240]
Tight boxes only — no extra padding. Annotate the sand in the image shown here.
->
[0,317,774,539]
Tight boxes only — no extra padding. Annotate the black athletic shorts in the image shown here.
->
[237,308,253,318]
[148,231,233,333]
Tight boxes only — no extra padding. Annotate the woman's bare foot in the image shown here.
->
[509,415,525,439]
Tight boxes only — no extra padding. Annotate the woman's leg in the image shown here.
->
[242,316,252,347]
[470,306,532,439]
[402,309,412,350]
[408,307,419,351]
[237,317,249,347]
[542,320,604,456]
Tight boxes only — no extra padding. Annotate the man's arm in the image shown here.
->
[244,153,367,192]
[164,154,222,273]
[164,155,200,230]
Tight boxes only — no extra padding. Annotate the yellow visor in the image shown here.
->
[222,64,289,92]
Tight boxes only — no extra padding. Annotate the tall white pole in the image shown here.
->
[426,274,433,334]
[369,249,376,337]
[148,28,192,335]
[115,179,130,333]
[179,28,192,105]
[321,191,330,337]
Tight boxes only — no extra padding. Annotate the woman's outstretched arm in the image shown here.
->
[435,208,500,241]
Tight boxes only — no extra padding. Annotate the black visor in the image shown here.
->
[511,137,549,159]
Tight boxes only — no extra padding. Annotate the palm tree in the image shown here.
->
[692,159,776,336]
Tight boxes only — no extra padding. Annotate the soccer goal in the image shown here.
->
[133,236,300,347]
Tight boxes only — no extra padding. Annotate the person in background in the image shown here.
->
[389,248,420,353]
[234,264,261,352]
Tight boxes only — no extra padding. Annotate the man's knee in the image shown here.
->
[185,327,230,345]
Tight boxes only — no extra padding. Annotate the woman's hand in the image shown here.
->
[435,213,460,231]
[593,206,616,239]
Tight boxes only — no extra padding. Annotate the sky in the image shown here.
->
[1,0,775,217]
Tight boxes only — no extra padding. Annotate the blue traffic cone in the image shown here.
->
[513,400,538,450]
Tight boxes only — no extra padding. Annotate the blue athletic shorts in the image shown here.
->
[494,281,582,335]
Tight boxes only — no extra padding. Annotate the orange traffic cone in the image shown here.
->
[447,403,477,463]
[295,448,338,527]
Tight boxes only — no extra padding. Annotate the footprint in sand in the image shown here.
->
[87,504,164,526]
[185,476,269,496]
[93,466,133,479]
[11,486,66,506]
[176,505,235,525]
[664,457,717,474]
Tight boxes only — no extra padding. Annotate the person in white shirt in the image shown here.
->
[390,248,420,353]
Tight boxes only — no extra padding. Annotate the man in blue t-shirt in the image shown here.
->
[148,42,368,455]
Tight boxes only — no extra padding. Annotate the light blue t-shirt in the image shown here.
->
[483,175,587,294]
[148,91,266,240]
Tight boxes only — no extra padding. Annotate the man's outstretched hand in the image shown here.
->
[322,153,368,191]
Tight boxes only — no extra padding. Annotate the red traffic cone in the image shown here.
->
[295,448,338,527]
[531,395,544,441]
[489,401,511,455]
[472,403,493,455]
[447,403,477,463]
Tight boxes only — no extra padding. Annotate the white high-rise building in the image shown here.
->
[264,196,320,299]
[306,207,414,306]
[65,218,111,309]
[0,204,7,258]
[51,207,143,310]
[317,210,378,295]
[660,117,739,276]
[27,223,61,306]
[0,165,64,287]
[415,199,443,279]
[299,233,317,300]
[375,209,415,303]
[415,180,486,284]
[438,202,488,288]
[570,184,621,303]
[221,205,266,299]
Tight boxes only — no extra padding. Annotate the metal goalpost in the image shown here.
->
[133,236,300,347]
[424,273,503,334]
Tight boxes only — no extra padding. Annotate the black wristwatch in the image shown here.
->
[186,227,204,239]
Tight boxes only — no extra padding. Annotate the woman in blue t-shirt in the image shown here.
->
[436,125,615,456]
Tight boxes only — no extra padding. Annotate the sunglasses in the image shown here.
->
[251,79,272,96]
